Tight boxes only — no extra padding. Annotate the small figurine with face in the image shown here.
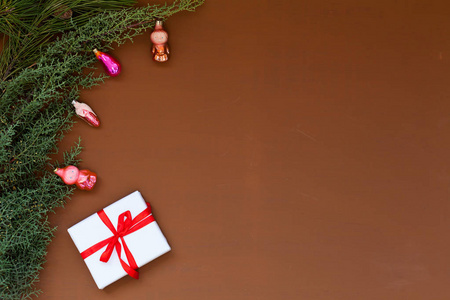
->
[150,20,170,62]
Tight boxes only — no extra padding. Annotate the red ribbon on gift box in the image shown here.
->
[80,203,155,279]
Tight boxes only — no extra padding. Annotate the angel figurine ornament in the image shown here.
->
[151,20,170,62]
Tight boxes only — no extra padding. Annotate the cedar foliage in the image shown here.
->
[0,1,204,299]
[0,0,136,81]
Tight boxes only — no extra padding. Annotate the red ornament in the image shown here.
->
[93,49,121,76]
[150,20,170,62]
[72,100,100,127]
[54,165,97,191]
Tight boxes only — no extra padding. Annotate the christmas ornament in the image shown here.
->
[54,165,97,191]
[150,20,170,62]
[72,100,100,127]
[93,49,121,76]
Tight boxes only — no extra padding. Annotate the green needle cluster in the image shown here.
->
[0,0,136,81]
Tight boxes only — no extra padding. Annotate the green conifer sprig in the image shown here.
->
[0,0,137,81]
[0,1,204,299]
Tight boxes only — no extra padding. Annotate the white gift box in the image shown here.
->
[67,191,171,289]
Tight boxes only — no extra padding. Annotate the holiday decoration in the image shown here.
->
[151,20,170,62]
[72,100,101,127]
[0,1,203,299]
[54,166,97,191]
[93,49,122,77]
[68,191,171,289]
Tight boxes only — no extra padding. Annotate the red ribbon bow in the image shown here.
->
[80,203,155,279]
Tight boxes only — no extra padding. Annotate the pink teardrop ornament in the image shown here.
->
[93,48,121,77]
[72,100,100,127]
[54,165,97,191]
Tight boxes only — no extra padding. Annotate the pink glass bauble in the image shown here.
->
[54,166,79,185]
[72,100,100,127]
[93,48,121,77]
[150,20,170,62]
[54,166,97,191]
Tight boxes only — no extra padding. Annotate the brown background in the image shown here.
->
[37,0,450,299]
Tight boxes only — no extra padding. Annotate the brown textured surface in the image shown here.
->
[37,1,450,299]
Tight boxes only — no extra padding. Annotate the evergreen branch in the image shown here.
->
[0,1,204,299]
[0,0,137,80]
[82,18,156,44]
